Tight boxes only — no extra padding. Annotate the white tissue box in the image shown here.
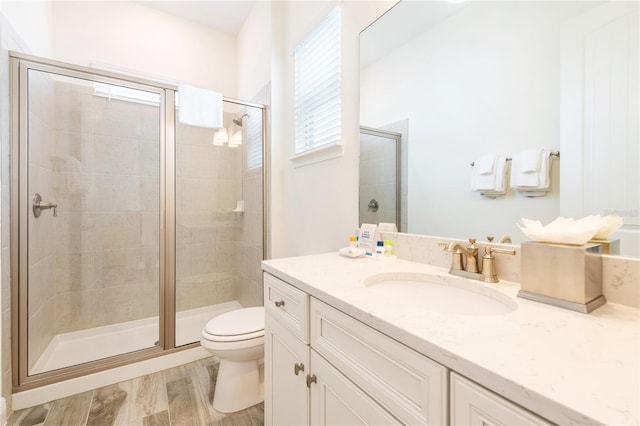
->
[518,241,605,313]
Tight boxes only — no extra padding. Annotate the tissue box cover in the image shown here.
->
[520,241,603,304]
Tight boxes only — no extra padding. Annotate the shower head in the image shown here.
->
[232,113,249,127]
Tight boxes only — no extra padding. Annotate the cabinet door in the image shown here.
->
[450,373,553,426]
[265,313,310,426]
[310,350,399,426]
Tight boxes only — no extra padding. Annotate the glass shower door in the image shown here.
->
[22,65,164,376]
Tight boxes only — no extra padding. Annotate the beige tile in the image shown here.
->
[139,105,161,142]
[54,89,94,134]
[54,131,94,174]
[54,251,95,294]
[28,255,54,314]
[93,135,138,175]
[28,302,55,372]
[53,212,95,254]
[180,144,219,179]
[93,285,143,327]
[94,174,140,212]
[94,212,141,251]
[54,290,95,333]
[140,176,159,211]
[53,172,93,213]
[138,141,159,177]
[94,248,141,289]
[94,98,141,140]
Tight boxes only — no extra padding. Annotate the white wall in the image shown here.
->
[269,0,395,258]
[361,2,574,242]
[1,0,52,57]
[237,1,271,100]
[51,1,237,95]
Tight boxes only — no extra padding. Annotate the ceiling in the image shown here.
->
[136,1,258,35]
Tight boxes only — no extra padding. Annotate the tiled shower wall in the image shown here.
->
[359,132,398,227]
[50,80,160,335]
[27,70,56,371]
[175,117,242,312]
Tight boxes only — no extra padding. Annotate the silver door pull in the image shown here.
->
[33,193,57,218]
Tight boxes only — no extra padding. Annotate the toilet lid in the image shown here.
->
[204,306,265,337]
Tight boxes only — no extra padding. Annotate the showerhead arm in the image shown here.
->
[232,113,249,127]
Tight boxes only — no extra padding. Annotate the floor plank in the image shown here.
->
[128,371,168,424]
[86,383,129,426]
[8,357,263,426]
[43,390,94,426]
[141,410,170,426]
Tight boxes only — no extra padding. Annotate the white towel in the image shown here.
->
[178,84,223,129]
[480,156,509,197]
[470,155,497,191]
[511,149,543,187]
[511,150,552,195]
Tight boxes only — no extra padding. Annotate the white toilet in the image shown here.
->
[200,306,265,413]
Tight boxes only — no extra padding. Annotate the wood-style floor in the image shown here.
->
[8,357,264,426]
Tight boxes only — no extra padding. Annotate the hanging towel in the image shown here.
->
[480,156,510,197]
[470,155,497,191]
[178,84,223,129]
[511,149,543,187]
[512,150,552,196]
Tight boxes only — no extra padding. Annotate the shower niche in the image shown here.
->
[10,53,266,390]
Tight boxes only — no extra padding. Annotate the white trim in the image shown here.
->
[0,397,6,426]
[289,141,343,168]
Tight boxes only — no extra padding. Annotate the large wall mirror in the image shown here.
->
[360,0,639,257]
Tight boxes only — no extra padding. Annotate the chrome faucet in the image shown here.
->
[439,238,515,283]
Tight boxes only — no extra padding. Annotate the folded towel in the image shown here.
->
[511,150,552,194]
[178,84,223,129]
[511,149,543,187]
[471,155,497,191]
[480,156,510,197]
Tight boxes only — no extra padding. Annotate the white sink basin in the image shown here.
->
[364,272,517,316]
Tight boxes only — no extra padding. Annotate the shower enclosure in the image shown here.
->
[10,53,267,390]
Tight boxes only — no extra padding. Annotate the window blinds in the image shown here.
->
[294,7,341,156]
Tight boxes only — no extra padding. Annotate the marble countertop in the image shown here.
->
[262,253,640,426]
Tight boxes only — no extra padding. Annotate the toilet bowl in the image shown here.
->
[200,306,265,413]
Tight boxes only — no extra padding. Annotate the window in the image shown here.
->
[246,110,263,170]
[294,7,341,157]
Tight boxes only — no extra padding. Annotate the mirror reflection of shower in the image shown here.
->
[359,124,406,231]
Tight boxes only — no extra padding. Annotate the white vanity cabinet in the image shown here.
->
[450,373,552,426]
[264,272,448,425]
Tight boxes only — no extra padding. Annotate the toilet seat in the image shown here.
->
[201,306,265,344]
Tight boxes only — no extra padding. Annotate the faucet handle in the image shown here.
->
[487,236,494,242]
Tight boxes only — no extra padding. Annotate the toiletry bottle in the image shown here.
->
[384,240,393,256]
[349,236,357,247]
[375,241,385,258]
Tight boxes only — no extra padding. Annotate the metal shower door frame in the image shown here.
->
[10,52,269,392]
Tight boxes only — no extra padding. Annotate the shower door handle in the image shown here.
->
[33,193,58,218]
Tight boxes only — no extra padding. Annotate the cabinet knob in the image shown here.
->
[275,300,285,308]
[294,363,304,375]
[306,374,317,388]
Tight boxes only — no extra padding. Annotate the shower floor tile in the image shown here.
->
[7,357,264,426]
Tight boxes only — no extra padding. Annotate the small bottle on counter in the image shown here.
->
[375,240,385,258]
[349,235,357,247]
[384,240,394,256]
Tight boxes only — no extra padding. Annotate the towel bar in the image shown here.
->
[470,151,559,166]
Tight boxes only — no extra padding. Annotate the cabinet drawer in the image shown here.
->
[310,298,448,425]
[264,273,310,343]
[450,373,553,426]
